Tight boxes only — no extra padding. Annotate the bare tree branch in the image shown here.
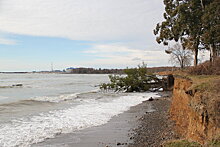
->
[166,43,193,68]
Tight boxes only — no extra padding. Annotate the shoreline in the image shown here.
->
[128,91,179,147]
[33,91,176,147]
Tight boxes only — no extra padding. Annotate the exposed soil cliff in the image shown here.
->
[170,76,220,144]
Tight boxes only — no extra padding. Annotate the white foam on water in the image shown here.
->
[0,92,160,147]
[30,89,100,103]
[0,96,8,100]
[30,93,79,103]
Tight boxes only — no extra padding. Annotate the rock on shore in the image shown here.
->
[128,92,179,147]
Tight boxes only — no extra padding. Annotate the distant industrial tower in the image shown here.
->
[51,62,53,72]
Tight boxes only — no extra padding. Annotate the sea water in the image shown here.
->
[0,73,160,147]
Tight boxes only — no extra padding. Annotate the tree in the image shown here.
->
[154,0,204,66]
[201,0,220,62]
[100,64,160,92]
[166,43,193,68]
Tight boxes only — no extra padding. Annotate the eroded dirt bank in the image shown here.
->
[170,76,220,144]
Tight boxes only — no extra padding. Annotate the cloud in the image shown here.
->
[0,0,164,41]
[0,0,170,70]
[83,44,138,54]
[132,57,142,61]
[0,59,30,71]
[82,44,170,68]
[0,37,16,45]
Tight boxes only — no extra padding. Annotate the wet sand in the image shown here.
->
[33,92,177,147]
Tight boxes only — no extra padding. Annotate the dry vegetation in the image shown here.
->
[187,57,220,75]
[163,139,201,147]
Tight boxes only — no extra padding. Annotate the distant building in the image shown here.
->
[66,67,76,73]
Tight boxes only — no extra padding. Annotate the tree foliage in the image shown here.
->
[201,0,220,62]
[100,64,160,92]
[154,0,220,66]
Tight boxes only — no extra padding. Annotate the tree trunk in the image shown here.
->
[210,44,217,63]
[217,47,220,57]
[193,38,199,66]
[200,0,204,9]
[210,44,213,62]
[194,48,198,66]
[180,60,184,69]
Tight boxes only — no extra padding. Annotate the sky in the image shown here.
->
[0,0,176,71]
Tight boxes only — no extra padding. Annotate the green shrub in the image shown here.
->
[100,64,160,92]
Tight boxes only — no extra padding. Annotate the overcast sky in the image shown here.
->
[0,0,171,71]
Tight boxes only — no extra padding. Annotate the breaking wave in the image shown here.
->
[0,92,160,147]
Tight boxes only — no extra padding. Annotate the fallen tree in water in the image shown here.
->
[100,65,164,92]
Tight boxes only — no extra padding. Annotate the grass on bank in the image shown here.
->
[207,135,220,147]
[188,75,220,92]
[158,57,220,93]
[158,69,220,93]
[163,137,220,147]
[163,140,201,147]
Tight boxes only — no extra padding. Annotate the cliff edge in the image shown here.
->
[169,75,220,145]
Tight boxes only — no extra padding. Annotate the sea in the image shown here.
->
[0,73,160,147]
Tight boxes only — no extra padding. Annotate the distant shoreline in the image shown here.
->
[0,72,29,74]
[0,66,178,74]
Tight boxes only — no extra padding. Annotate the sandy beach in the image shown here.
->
[33,91,177,147]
